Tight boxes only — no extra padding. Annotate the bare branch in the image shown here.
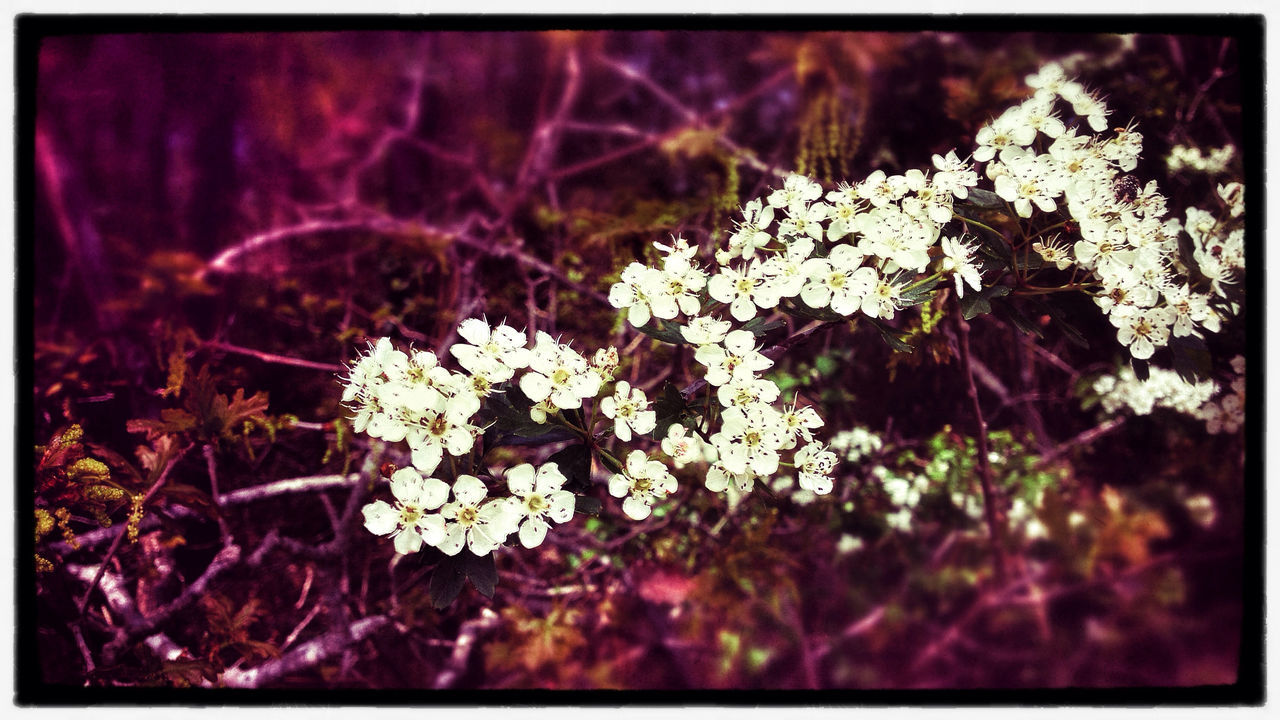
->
[221,615,391,688]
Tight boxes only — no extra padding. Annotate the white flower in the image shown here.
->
[449,318,530,382]
[800,244,876,315]
[693,329,773,387]
[601,380,657,442]
[681,315,732,346]
[609,262,666,327]
[931,150,978,200]
[705,460,756,494]
[767,174,823,211]
[707,261,770,322]
[778,400,824,447]
[661,423,704,469]
[437,475,518,556]
[939,236,983,299]
[795,442,837,495]
[361,467,449,555]
[862,273,904,320]
[504,463,575,549]
[711,404,787,476]
[1110,306,1174,360]
[1032,236,1073,271]
[406,408,478,476]
[519,331,602,410]
[608,450,678,520]
[728,198,776,260]
[716,374,781,411]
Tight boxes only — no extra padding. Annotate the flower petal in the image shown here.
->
[519,517,549,548]
[362,501,399,536]
[452,474,487,506]
[506,463,536,495]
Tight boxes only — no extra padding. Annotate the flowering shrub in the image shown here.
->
[341,60,1246,607]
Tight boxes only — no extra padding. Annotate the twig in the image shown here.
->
[433,608,502,689]
[204,444,232,542]
[66,564,196,671]
[77,445,190,616]
[201,340,345,374]
[952,307,1008,582]
[102,543,243,663]
[1035,416,1127,469]
[221,615,391,688]
[219,473,363,506]
[282,602,325,651]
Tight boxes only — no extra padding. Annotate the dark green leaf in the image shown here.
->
[740,316,786,338]
[429,554,467,609]
[959,284,1011,320]
[963,187,1004,209]
[899,275,942,306]
[487,391,557,439]
[995,299,1044,338]
[652,382,688,440]
[865,317,913,353]
[1169,335,1212,384]
[1131,358,1150,382]
[548,443,592,494]
[635,319,688,345]
[574,495,603,516]
[782,298,846,323]
[462,551,498,599]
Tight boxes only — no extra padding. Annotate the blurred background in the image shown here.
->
[29,28,1251,691]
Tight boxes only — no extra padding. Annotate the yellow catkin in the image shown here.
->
[68,458,111,483]
[126,495,145,543]
[34,508,55,541]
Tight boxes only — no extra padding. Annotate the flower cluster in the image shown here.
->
[965,62,1244,361]
[1166,143,1236,175]
[1091,357,1244,434]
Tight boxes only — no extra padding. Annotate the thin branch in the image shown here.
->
[952,307,1008,582]
[77,445,191,616]
[219,473,363,506]
[202,340,345,374]
[1035,416,1127,469]
[221,615,391,688]
[433,608,502,689]
[66,563,197,672]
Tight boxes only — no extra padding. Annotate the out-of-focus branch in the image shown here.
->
[432,608,501,689]
[221,615,391,688]
[201,341,346,374]
[219,473,363,506]
[66,563,201,679]
[1034,416,1127,469]
[952,307,1008,582]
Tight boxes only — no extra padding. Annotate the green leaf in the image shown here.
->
[429,554,467,609]
[864,317,913,353]
[740,316,786,338]
[652,382,688,440]
[574,495,603,516]
[1169,335,1212,384]
[488,390,557,439]
[782,298,846,323]
[635,319,688,345]
[959,284,1011,320]
[548,443,592,494]
[463,551,498,599]
[1131,358,1150,382]
[899,275,942,306]
[995,298,1044,338]
[962,187,1004,209]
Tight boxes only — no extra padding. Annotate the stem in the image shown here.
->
[954,215,1004,240]
[902,270,943,294]
[951,305,1008,582]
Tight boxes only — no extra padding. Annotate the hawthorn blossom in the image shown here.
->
[449,318,530,382]
[601,380,657,441]
[608,450,678,521]
[437,475,519,556]
[504,463,574,549]
[939,236,983,299]
[361,467,449,555]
